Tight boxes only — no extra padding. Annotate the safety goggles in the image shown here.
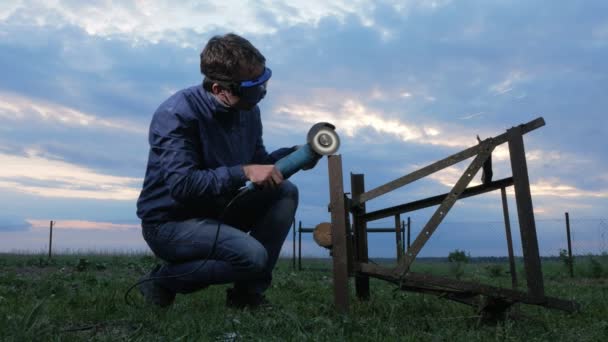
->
[208,67,272,105]
[234,67,272,104]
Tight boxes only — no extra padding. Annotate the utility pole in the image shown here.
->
[48,220,54,258]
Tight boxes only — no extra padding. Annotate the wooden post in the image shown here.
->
[565,212,573,278]
[401,220,405,254]
[328,155,349,312]
[48,220,54,258]
[501,187,518,289]
[395,214,403,261]
[407,217,411,250]
[351,173,369,300]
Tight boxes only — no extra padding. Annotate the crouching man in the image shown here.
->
[136,33,308,309]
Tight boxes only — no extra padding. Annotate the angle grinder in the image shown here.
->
[245,122,340,190]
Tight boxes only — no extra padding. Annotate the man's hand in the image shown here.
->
[243,164,283,189]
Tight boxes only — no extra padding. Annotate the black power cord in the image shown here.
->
[124,187,253,308]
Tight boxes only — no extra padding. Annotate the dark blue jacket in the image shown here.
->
[136,85,294,225]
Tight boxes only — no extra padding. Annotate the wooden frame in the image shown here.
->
[327,118,579,318]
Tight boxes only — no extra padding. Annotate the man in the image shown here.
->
[136,33,313,309]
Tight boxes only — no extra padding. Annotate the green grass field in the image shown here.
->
[1,253,606,341]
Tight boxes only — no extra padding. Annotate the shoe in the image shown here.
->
[226,288,271,310]
[138,264,176,308]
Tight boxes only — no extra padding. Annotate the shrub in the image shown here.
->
[484,264,504,278]
[559,249,574,272]
[588,257,604,279]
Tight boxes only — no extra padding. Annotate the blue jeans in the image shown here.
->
[142,181,298,295]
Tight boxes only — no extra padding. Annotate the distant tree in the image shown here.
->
[448,249,470,263]
[447,249,470,280]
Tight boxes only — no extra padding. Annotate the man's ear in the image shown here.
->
[211,83,223,95]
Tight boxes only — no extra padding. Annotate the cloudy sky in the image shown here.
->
[1,0,607,257]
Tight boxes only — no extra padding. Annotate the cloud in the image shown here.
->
[0,91,145,134]
[274,98,476,149]
[459,112,485,120]
[0,215,31,231]
[426,164,608,199]
[0,150,141,200]
[427,165,483,188]
[27,219,139,230]
[0,1,451,46]
[490,70,526,95]
[531,179,608,198]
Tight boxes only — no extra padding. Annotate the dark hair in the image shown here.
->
[200,33,266,91]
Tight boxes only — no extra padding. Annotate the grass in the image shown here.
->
[0,253,607,341]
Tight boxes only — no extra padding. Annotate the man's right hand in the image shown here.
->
[243,164,283,189]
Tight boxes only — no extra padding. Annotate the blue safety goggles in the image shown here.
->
[208,67,272,105]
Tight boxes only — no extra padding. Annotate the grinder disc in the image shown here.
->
[309,127,340,155]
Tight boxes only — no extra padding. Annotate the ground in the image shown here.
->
[0,254,606,341]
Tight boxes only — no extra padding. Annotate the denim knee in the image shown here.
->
[280,180,299,203]
[239,239,268,274]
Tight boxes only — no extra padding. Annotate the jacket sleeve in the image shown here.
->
[150,109,247,203]
[250,111,296,164]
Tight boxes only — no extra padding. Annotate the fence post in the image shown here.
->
[292,219,296,270]
[298,221,302,271]
[48,220,54,259]
[565,212,574,278]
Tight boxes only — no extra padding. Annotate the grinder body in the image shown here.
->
[245,122,339,190]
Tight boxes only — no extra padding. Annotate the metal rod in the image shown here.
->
[366,228,402,233]
[362,177,514,222]
[328,155,349,311]
[357,118,545,204]
[501,187,518,289]
[566,212,573,278]
[292,219,296,270]
[299,227,404,233]
[351,173,370,300]
[508,126,545,299]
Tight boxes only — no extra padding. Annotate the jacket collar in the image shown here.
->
[199,86,240,118]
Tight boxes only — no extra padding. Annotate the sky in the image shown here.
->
[0,0,607,257]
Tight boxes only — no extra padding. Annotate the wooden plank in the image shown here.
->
[357,264,579,312]
[357,118,545,204]
[328,155,349,312]
[507,127,545,299]
[362,177,514,222]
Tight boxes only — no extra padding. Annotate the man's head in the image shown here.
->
[200,33,270,110]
